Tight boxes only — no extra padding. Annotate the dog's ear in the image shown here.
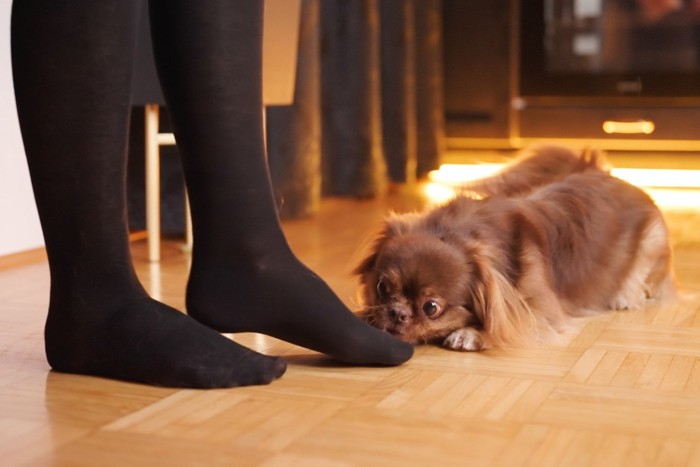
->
[353,213,416,276]
[384,211,421,235]
[469,250,538,348]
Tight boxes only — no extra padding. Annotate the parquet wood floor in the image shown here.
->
[2,185,700,466]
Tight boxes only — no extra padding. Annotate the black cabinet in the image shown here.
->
[443,0,700,151]
[442,0,513,145]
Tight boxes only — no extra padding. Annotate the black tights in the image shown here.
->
[11,0,411,388]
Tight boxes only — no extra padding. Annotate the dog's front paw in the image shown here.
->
[609,291,645,310]
[442,328,484,351]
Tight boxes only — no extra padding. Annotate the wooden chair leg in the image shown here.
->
[184,193,193,253]
[145,104,161,262]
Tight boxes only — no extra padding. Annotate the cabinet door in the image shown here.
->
[443,0,513,141]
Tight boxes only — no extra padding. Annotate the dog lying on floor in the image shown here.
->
[355,145,676,351]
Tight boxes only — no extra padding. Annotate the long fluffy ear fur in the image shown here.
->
[473,261,539,348]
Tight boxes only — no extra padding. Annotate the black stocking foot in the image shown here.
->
[186,252,413,366]
[45,293,286,388]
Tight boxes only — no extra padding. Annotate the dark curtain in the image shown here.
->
[380,0,417,184]
[319,0,385,198]
[267,0,445,217]
[267,0,322,218]
[413,0,445,178]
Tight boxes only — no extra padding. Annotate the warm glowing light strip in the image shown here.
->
[644,188,700,210]
[428,164,502,185]
[426,164,700,210]
[611,168,700,189]
[422,182,457,204]
[429,164,700,189]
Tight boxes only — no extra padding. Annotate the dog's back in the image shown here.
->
[463,144,610,198]
[524,170,673,309]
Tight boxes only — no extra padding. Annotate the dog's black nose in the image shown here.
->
[389,306,410,323]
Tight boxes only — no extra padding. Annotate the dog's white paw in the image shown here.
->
[610,291,645,310]
[442,328,484,351]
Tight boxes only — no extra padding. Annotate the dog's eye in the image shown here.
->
[422,300,441,318]
[376,280,389,298]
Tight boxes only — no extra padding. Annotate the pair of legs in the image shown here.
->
[11,0,412,388]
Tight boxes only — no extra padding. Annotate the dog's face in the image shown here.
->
[356,230,481,344]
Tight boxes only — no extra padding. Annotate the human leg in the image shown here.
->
[11,0,286,388]
[148,0,412,365]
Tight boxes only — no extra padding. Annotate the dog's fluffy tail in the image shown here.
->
[463,144,611,198]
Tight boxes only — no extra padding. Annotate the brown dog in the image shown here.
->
[355,145,676,351]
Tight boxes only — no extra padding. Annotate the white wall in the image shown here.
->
[0,0,44,257]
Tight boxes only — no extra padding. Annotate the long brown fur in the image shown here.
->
[354,144,676,351]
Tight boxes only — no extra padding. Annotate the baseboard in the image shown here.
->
[129,230,148,242]
[0,247,47,270]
